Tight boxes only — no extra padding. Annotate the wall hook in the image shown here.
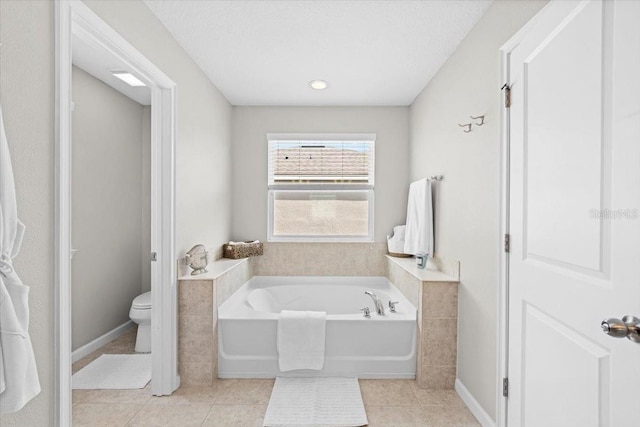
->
[458,123,472,133]
[470,115,485,126]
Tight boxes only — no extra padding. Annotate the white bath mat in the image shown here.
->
[72,354,151,389]
[263,377,368,427]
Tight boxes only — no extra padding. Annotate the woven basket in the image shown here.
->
[388,252,411,258]
[223,242,264,259]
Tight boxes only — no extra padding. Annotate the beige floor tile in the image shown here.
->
[422,404,480,427]
[128,401,212,426]
[73,387,152,405]
[72,351,102,375]
[202,404,267,427]
[411,388,465,407]
[150,385,221,405]
[102,328,137,353]
[364,404,429,427]
[214,379,274,405]
[71,331,482,427]
[72,402,141,426]
[359,379,418,406]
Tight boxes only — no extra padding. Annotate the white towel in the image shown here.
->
[277,310,326,372]
[404,178,434,256]
[0,105,41,414]
[387,225,407,255]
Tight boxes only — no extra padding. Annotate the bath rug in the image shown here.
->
[263,377,368,427]
[72,354,151,389]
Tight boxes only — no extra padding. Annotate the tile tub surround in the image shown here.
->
[177,258,253,386]
[178,250,457,388]
[386,255,459,390]
[252,242,388,276]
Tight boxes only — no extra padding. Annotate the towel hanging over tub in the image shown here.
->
[277,310,326,372]
[404,178,434,256]
[0,105,41,414]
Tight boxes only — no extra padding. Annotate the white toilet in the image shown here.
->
[129,291,151,353]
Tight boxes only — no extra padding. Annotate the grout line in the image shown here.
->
[124,401,147,427]
[200,404,215,427]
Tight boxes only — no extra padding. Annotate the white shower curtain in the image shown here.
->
[0,105,41,413]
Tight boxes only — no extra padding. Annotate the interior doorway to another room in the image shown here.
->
[56,1,178,425]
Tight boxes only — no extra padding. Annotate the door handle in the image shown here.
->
[601,315,640,343]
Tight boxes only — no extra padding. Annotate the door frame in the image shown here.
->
[497,3,551,426]
[55,1,178,425]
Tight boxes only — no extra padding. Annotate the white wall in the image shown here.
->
[71,66,148,350]
[83,0,233,260]
[231,107,410,242]
[409,0,547,420]
[0,1,55,424]
[0,0,232,424]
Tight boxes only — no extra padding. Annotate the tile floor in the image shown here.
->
[72,328,480,427]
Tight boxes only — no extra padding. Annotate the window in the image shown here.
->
[267,133,375,242]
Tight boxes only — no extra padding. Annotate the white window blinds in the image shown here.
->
[267,134,375,188]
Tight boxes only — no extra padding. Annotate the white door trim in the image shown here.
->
[496,46,511,427]
[497,3,552,426]
[55,1,178,426]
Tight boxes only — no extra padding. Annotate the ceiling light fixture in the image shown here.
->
[309,80,328,90]
[112,71,146,87]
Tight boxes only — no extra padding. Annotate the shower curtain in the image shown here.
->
[0,105,41,413]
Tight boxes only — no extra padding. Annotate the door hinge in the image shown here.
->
[501,83,511,108]
[503,377,509,397]
[504,233,510,253]
[151,252,157,262]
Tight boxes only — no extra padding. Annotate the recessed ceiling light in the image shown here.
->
[309,80,328,90]
[112,71,146,87]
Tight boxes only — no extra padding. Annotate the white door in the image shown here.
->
[507,1,640,426]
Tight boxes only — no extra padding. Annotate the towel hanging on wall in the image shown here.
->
[404,178,434,256]
[0,105,41,414]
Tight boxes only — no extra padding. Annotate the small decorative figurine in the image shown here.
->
[185,244,209,275]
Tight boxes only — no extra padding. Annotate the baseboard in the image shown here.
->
[72,320,134,363]
[455,378,495,427]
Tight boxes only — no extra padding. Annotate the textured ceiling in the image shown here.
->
[143,0,492,106]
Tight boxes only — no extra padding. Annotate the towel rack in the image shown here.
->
[428,175,444,182]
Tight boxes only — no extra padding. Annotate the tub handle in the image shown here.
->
[389,301,399,313]
[360,307,371,318]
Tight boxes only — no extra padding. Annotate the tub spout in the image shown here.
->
[364,291,385,315]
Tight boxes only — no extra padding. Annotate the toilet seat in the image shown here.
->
[132,291,151,310]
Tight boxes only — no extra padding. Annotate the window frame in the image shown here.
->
[266,133,376,243]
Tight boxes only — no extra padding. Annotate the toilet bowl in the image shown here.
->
[129,291,151,353]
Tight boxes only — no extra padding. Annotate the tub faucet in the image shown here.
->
[364,291,385,315]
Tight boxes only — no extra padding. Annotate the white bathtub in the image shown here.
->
[217,276,417,379]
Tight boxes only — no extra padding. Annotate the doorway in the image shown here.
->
[70,48,151,369]
[55,1,178,426]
